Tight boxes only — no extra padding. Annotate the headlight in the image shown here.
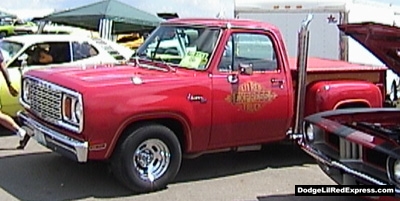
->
[22,78,32,104]
[387,157,400,185]
[62,94,83,127]
[74,100,83,124]
[304,124,315,142]
[394,160,400,182]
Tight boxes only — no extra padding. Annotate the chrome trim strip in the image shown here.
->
[18,111,88,162]
[300,143,400,194]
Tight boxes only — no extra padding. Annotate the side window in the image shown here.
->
[24,42,71,65]
[219,33,278,72]
[10,42,71,67]
[72,41,99,61]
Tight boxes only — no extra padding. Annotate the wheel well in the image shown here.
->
[336,102,370,109]
[114,118,186,154]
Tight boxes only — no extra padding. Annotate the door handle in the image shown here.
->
[271,78,285,84]
[271,78,285,88]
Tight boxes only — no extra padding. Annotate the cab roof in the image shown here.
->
[162,18,281,32]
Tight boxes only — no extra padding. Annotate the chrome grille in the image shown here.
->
[30,79,62,120]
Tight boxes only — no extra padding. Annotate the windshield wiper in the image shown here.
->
[154,55,176,72]
[134,51,176,72]
[131,53,171,72]
[140,63,169,71]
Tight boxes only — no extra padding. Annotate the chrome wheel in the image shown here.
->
[111,124,182,193]
[133,139,171,182]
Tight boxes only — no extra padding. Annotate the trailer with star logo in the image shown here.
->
[234,0,400,93]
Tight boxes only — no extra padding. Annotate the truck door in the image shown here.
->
[210,30,291,146]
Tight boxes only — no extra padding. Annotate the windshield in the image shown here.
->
[135,25,221,70]
[0,40,23,61]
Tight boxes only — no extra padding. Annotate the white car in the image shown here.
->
[0,34,135,116]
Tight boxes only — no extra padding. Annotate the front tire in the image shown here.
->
[111,124,182,193]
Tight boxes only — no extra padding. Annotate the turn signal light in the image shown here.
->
[63,96,72,120]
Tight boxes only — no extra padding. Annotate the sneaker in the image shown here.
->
[16,135,31,150]
[16,128,27,138]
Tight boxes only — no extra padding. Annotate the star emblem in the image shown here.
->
[327,14,337,23]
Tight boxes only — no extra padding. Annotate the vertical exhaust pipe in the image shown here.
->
[293,14,313,136]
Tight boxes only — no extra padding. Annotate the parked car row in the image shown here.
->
[0,18,36,38]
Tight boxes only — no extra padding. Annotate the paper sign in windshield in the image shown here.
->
[179,51,209,69]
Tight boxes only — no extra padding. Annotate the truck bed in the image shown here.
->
[289,57,387,86]
[289,57,387,72]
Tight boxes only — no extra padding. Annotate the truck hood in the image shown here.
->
[338,22,400,75]
[28,64,184,87]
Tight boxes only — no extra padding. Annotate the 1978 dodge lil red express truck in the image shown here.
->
[17,15,389,192]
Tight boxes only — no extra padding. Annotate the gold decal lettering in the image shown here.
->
[225,81,278,112]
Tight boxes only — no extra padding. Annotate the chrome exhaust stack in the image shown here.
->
[292,14,313,139]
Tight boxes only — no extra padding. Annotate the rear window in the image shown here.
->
[72,41,99,61]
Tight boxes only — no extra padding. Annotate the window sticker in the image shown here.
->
[179,51,209,69]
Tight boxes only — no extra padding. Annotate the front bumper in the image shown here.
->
[18,111,88,162]
[300,142,400,196]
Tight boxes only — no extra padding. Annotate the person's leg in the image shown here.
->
[0,111,25,137]
[0,110,30,149]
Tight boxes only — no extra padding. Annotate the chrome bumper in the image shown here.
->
[300,142,400,195]
[18,111,88,162]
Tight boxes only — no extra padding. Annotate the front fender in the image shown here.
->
[105,94,211,158]
[112,110,192,152]
[305,80,382,115]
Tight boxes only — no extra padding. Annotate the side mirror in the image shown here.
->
[239,63,253,75]
[18,53,28,74]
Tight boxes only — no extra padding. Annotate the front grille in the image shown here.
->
[29,79,62,121]
[339,138,362,160]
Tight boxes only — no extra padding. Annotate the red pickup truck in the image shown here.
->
[18,16,388,192]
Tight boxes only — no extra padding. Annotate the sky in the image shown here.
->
[0,0,234,19]
[1,0,400,19]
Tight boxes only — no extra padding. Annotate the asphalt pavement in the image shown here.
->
[0,127,366,201]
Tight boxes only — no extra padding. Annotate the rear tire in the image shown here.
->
[111,124,182,193]
[0,31,6,39]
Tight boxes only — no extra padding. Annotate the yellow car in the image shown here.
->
[0,34,134,117]
[116,33,144,49]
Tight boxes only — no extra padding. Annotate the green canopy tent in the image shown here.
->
[39,0,163,38]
